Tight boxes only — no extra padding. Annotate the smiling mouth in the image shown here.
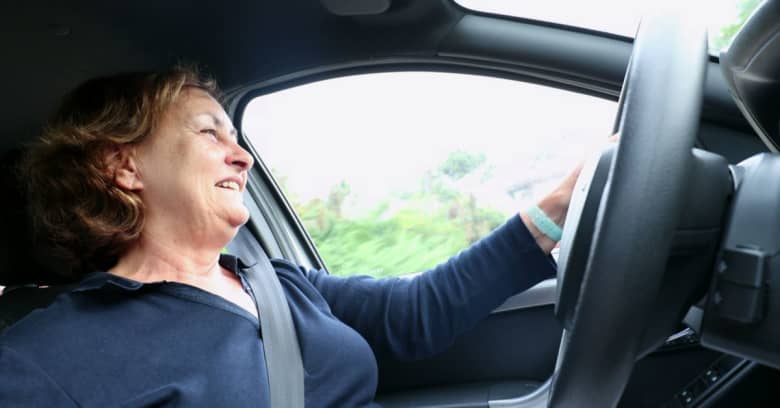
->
[215,180,240,191]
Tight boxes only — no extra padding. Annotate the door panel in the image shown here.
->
[376,304,562,394]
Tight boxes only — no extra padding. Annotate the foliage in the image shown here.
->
[710,0,763,53]
[439,150,486,180]
[289,150,506,277]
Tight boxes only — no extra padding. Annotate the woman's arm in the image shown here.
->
[0,346,80,407]
[307,215,556,361]
[305,160,589,360]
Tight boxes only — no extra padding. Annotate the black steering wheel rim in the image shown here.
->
[548,13,709,408]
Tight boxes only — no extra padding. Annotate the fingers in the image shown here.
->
[564,161,584,186]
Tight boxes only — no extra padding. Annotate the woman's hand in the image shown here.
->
[520,163,582,254]
[521,134,617,254]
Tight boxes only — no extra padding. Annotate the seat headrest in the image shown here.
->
[0,150,74,286]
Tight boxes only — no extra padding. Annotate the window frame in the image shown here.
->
[230,60,621,274]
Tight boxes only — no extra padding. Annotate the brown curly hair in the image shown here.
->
[24,66,220,278]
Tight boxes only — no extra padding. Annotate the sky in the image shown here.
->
[455,0,752,54]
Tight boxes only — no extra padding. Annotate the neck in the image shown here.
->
[108,205,240,283]
[109,233,226,285]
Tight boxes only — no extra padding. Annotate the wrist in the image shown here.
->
[520,210,558,254]
[537,190,569,226]
[520,191,570,254]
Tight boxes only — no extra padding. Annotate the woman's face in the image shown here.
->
[126,87,254,244]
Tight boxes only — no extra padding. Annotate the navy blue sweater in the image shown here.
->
[0,215,555,407]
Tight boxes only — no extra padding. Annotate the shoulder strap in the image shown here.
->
[228,227,305,408]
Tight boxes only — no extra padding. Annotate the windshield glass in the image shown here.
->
[455,0,762,55]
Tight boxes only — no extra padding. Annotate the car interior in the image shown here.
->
[2,0,780,407]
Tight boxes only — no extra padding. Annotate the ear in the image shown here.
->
[105,145,144,191]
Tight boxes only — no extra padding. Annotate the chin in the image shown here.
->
[227,207,251,227]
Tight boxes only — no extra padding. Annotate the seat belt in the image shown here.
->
[228,227,305,408]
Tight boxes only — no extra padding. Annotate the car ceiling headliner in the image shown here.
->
[1,0,458,154]
[1,0,753,156]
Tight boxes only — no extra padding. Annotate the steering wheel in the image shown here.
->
[548,13,709,407]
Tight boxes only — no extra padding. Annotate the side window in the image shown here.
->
[242,72,616,278]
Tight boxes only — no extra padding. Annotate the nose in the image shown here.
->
[227,140,254,171]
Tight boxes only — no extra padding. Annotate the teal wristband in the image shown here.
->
[526,205,563,242]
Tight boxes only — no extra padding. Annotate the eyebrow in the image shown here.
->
[197,112,238,141]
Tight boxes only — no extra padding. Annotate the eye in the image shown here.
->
[201,129,219,142]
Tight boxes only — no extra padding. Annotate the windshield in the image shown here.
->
[455,0,762,55]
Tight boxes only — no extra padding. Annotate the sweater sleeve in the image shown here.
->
[307,214,556,361]
[0,346,80,407]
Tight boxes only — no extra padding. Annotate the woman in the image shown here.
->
[0,67,576,407]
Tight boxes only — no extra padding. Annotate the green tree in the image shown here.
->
[436,151,503,243]
[439,150,486,180]
[711,0,762,53]
[289,150,506,278]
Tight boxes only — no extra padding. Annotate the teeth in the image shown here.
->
[217,180,240,191]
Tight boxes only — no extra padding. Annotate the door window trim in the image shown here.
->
[228,60,620,274]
